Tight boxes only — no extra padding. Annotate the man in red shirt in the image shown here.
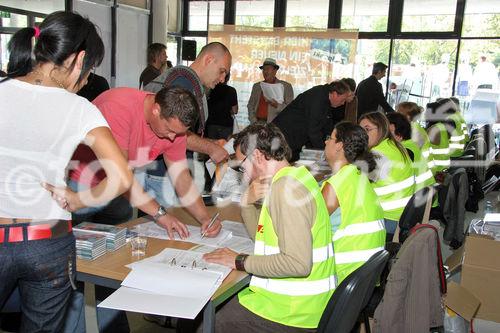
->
[70,86,221,238]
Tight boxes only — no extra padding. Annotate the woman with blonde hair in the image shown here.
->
[359,112,415,241]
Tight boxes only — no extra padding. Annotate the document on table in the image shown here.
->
[99,248,231,319]
[189,221,254,254]
[260,82,284,104]
[134,222,232,247]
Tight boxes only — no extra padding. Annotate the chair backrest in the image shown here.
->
[397,185,434,243]
[317,250,389,333]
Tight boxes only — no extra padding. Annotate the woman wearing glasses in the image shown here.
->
[359,112,416,241]
[0,11,132,331]
[322,122,386,284]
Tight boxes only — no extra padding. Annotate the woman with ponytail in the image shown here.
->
[359,111,415,241]
[321,122,386,284]
[0,11,132,332]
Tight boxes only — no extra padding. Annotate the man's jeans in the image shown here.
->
[0,232,76,333]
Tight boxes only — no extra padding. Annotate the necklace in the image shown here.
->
[30,69,66,89]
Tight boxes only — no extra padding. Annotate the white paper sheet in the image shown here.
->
[134,222,232,247]
[260,82,284,104]
[222,220,250,238]
[122,263,221,298]
[97,286,214,319]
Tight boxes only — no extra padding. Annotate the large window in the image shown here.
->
[456,40,500,96]
[351,39,391,92]
[0,0,64,14]
[341,0,390,32]
[462,0,500,37]
[0,34,12,72]
[236,0,275,28]
[402,0,457,32]
[0,13,28,28]
[188,1,224,31]
[286,0,329,29]
[390,39,458,106]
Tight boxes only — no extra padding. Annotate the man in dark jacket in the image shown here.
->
[356,62,395,118]
[272,80,351,161]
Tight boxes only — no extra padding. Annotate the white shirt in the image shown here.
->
[0,79,108,219]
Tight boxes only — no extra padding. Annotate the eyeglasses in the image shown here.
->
[229,155,249,173]
[363,126,378,133]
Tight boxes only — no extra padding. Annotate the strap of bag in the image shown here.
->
[422,186,434,225]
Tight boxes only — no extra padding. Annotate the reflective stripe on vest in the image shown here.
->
[373,175,415,196]
[449,143,465,149]
[380,196,412,210]
[450,134,465,141]
[422,150,430,158]
[332,220,385,242]
[254,241,334,263]
[415,170,434,185]
[250,274,337,296]
[431,147,450,154]
[434,159,451,166]
[334,247,385,264]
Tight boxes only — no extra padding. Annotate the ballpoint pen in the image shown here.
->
[200,212,220,239]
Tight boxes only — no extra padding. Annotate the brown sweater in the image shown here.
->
[241,176,317,278]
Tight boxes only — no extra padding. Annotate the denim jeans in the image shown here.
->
[134,171,179,208]
[0,229,75,333]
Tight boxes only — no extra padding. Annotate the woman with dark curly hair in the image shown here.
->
[321,122,386,284]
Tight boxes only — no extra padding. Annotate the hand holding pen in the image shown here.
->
[201,212,221,238]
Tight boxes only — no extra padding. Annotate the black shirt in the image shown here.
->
[207,83,238,128]
[272,84,342,161]
[355,75,394,118]
[77,73,110,102]
[139,65,161,88]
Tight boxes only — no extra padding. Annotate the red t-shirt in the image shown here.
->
[70,87,187,186]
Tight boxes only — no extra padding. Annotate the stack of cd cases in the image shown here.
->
[74,230,107,260]
[73,222,127,253]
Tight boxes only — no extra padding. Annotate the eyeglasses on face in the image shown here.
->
[229,155,249,173]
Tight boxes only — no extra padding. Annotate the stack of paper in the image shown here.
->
[98,248,232,319]
[133,222,233,247]
[73,222,127,251]
[299,148,325,161]
[74,230,107,260]
[134,220,255,254]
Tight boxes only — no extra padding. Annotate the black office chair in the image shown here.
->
[316,250,389,333]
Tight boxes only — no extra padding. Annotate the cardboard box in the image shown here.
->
[445,234,500,323]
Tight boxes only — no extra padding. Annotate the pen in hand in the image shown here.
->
[201,212,220,239]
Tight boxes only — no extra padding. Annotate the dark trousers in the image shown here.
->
[206,124,233,141]
[178,295,316,333]
[0,231,75,333]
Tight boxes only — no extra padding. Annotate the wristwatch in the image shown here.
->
[235,254,249,271]
[153,205,167,221]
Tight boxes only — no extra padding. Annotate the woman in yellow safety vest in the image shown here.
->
[397,101,435,169]
[359,112,416,241]
[425,99,456,174]
[322,122,386,285]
